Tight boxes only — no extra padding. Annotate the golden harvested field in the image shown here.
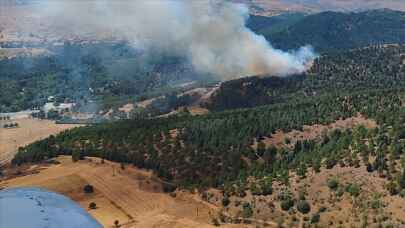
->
[0,118,82,165]
[0,156,249,228]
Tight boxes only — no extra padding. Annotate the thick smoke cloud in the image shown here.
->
[34,0,316,79]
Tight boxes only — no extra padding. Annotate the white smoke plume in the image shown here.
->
[32,0,316,79]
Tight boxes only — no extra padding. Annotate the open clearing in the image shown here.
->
[0,118,82,165]
[253,114,377,149]
[0,156,250,228]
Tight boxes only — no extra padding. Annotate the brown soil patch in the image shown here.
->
[188,106,209,116]
[179,86,219,105]
[254,114,377,149]
[119,103,135,113]
[160,106,210,118]
[136,97,159,109]
[169,129,179,139]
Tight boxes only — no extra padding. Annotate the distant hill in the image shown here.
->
[251,9,405,52]
[247,13,307,35]
[234,0,405,15]
[280,0,405,12]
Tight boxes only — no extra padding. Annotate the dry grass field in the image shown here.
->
[291,166,405,227]
[0,156,251,228]
[0,118,82,165]
[202,164,405,228]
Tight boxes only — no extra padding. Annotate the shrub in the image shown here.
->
[327,179,339,190]
[370,199,382,209]
[366,163,374,172]
[325,158,337,169]
[311,213,320,223]
[277,189,292,201]
[242,202,253,218]
[346,183,361,197]
[280,199,294,211]
[250,184,261,195]
[163,183,176,193]
[219,213,226,223]
[318,206,327,213]
[400,189,405,198]
[238,189,246,198]
[297,200,311,214]
[336,187,345,197]
[261,183,273,196]
[212,217,220,226]
[84,184,94,194]
[222,196,230,207]
[169,192,176,198]
[298,190,306,200]
[72,150,80,162]
[114,220,120,228]
[313,160,321,173]
[89,202,97,209]
[386,181,398,195]
[399,170,405,189]
[354,159,360,168]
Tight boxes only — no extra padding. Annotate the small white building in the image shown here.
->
[47,96,55,102]
[43,102,75,117]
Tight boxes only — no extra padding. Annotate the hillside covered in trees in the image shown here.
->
[9,42,405,227]
[13,45,405,191]
[208,44,405,110]
[4,3,405,227]
[247,13,307,36]
[248,9,405,52]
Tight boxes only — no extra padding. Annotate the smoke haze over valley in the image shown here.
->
[0,0,316,79]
